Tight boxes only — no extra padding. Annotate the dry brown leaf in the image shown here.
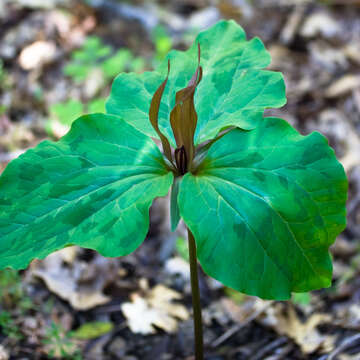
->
[121,284,189,335]
[344,43,360,65]
[0,345,9,360]
[339,354,360,360]
[260,304,334,354]
[18,41,57,70]
[33,248,111,310]
[221,297,263,323]
[0,123,35,151]
[335,303,360,329]
[325,75,360,98]
[165,256,190,280]
[300,12,340,38]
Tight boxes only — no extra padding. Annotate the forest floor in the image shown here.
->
[0,0,360,359]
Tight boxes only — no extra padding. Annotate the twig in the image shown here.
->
[250,337,288,360]
[265,344,293,360]
[255,0,360,7]
[211,301,273,348]
[327,333,360,360]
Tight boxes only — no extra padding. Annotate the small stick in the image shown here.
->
[212,301,273,348]
[250,337,288,360]
[327,333,360,360]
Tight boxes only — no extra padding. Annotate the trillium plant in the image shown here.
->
[0,21,347,359]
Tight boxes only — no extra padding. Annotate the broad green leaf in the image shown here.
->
[178,117,347,300]
[106,20,286,145]
[0,114,173,270]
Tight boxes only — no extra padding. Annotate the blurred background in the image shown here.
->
[0,0,360,359]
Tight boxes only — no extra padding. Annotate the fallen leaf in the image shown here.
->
[325,74,360,98]
[121,284,189,334]
[18,41,57,70]
[339,355,360,360]
[300,11,340,38]
[165,256,190,280]
[12,0,68,9]
[310,42,348,73]
[344,43,360,65]
[259,304,334,354]
[32,248,111,310]
[0,345,9,360]
[335,303,360,329]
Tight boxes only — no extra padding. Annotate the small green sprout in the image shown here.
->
[43,322,82,360]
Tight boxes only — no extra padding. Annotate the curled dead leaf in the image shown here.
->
[32,248,111,310]
[121,284,189,335]
[325,75,360,98]
[259,304,334,354]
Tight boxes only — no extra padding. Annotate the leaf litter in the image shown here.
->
[0,0,360,359]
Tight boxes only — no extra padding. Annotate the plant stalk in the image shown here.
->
[187,228,204,360]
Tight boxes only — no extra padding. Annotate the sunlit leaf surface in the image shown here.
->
[178,118,347,299]
[0,114,173,269]
[106,20,286,145]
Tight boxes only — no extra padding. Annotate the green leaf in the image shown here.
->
[50,100,84,126]
[0,114,173,270]
[178,117,347,300]
[102,49,132,79]
[106,20,286,145]
[175,236,189,261]
[291,292,311,305]
[87,98,106,113]
[72,321,114,340]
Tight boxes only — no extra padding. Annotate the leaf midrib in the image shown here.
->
[203,173,322,282]
[1,172,164,238]
[197,176,292,285]
[0,173,171,266]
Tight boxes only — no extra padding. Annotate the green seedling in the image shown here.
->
[87,98,107,114]
[64,36,145,84]
[0,269,22,305]
[43,322,82,359]
[0,21,347,359]
[47,98,107,136]
[0,311,23,341]
[64,36,112,83]
[176,236,189,261]
[152,24,172,66]
[72,321,113,340]
[291,292,311,306]
[0,269,32,312]
[0,59,12,94]
[50,100,83,128]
